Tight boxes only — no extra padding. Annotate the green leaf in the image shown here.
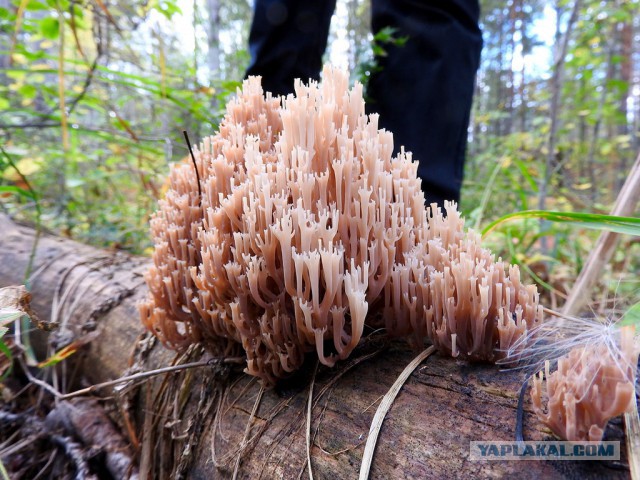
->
[0,185,36,200]
[600,142,613,156]
[0,309,22,326]
[72,4,84,18]
[0,98,8,110]
[151,0,182,19]
[26,1,49,11]
[0,458,10,480]
[17,48,46,61]
[513,159,538,192]
[620,302,640,328]
[372,44,386,57]
[0,340,12,381]
[46,0,70,9]
[39,17,60,40]
[483,211,640,238]
[374,26,396,42]
[607,78,629,92]
[18,84,37,99]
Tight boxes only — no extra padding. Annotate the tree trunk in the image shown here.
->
[207,0,221,77]
[616,9,633,192]
[0,214,630,479]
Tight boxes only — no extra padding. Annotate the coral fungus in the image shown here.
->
[531,325,638,442]
[139,66,543,384]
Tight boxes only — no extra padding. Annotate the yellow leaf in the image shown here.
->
[37,331,100,368]
[7,72,25,82]
[600,143,613,155]
[616,135,631,146]
[14,157,41,177]
[500,156,512,168]
[197,86,216,96]
[37,344,78,368]
[12,54,27,65]
[108,143,125,154]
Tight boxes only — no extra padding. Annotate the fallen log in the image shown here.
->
[0,214,630,479]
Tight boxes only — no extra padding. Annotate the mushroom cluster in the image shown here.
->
[531,325,638,442]
[139,66,543,384]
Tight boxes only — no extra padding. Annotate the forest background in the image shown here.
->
[1,0,639,308]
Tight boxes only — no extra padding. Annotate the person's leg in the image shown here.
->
[367,0,483,206]
[246,0,337,96]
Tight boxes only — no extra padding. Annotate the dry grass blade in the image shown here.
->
[232,385,265,480]
[0,435,37,458]
[359,346,436,480]
[306,360,319,480]
[625,399,640,480]
[59,357,242,400]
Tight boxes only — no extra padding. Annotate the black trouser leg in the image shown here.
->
[246,0,482,206]
[246,0,337,96]
[366,0,483,206]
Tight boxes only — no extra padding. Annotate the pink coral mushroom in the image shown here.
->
[139,66,543,384]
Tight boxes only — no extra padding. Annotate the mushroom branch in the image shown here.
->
[530,323,639,442]
[141,66,543,385]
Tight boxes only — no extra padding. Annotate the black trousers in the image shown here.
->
[246,0,482,206]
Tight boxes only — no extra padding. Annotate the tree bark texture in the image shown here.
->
[0,214,631,479]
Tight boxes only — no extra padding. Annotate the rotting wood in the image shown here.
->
[0,214,631,479]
